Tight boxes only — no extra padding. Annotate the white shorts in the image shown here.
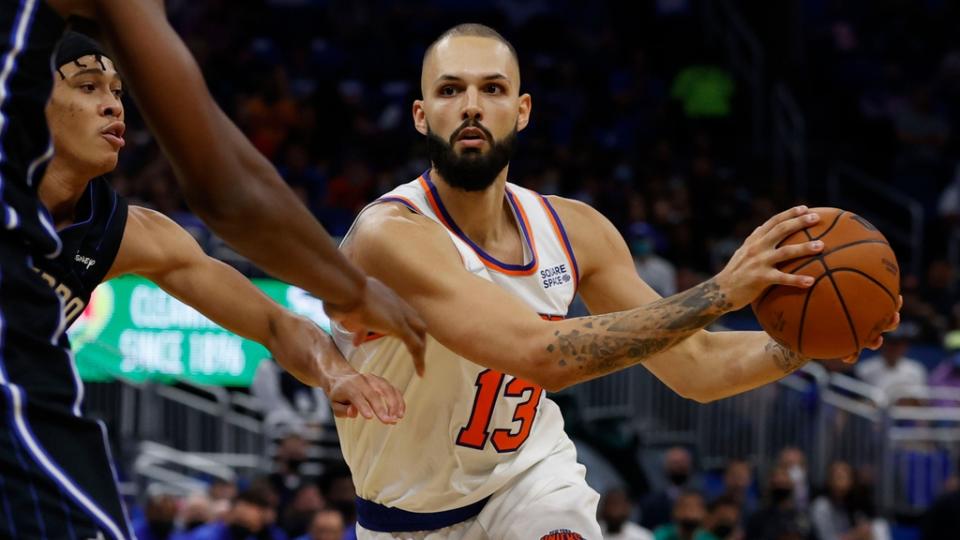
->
[356,440,602,540]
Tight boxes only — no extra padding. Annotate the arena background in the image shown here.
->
[73,1,960,538]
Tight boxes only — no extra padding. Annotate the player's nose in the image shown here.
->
[461,86,482,122]
[100,99,123,120]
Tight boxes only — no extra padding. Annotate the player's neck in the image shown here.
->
[39,156,94,229]
[431,167,516,246]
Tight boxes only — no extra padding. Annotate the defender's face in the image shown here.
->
[46,54,125,175]
[414,36,530,156]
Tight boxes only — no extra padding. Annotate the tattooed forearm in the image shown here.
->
[764,339,809,374]
[545,279,733,377]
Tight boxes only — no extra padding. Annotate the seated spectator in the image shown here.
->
[294,509,345,540]
[719,459,758,521]
[653,491,707,540]
[811,461,874,540]
[777,447,811,513]
[280,483,326,538]
[699,495,741,540]
[269,432,311,512]
[181,486,288,540]
[854,323,927,398]
[745,465,814,540]
[178,491,213,534]
[600,487,654,540]
[641,447,698,530]
[135,493,179,540]
[209,479,238,521]
[629,222,677,297]
[319,465,358,539]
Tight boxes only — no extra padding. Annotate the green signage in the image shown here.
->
[68,275,330,386]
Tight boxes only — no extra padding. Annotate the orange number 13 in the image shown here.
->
[456,369,544,452]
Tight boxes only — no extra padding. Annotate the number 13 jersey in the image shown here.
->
[332,170,581,513]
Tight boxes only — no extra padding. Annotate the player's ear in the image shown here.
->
[517,93,532,132]
[413,100,428,136]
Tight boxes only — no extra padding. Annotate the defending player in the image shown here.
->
[42,32,408,425]
[332,25,902,539]
[0,2,421,539]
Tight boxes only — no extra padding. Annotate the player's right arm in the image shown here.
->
[346,204,811,392]
[53,0,426,368]
[108,206,406,424]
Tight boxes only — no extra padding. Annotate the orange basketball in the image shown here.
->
[751,208,900,359]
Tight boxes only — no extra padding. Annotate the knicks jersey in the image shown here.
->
[33,177,128,326]
[333,170,581,513]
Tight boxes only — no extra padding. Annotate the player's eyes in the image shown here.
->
[79,83,96,92]
[439,86,458,96]
[484,84,503,94]
[112,88,124,99]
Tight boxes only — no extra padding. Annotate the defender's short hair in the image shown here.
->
[423,23,518,66]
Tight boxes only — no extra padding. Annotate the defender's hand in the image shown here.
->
[325,277,427,376]
[328,372,406,424]
[715,206,823,310]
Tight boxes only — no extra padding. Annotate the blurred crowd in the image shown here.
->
[128,440,960,540]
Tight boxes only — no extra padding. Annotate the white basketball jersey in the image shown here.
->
[332,170,581,513]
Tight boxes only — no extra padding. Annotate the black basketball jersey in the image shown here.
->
[33,177,128,326]
[0,1,66,256]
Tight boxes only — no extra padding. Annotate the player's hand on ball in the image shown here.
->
[839,295,903,364]
[328,372,406,424]
[325,276,427,376]
[715,206,824,310]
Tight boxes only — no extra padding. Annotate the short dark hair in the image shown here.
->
[709,494,740,512]
[423,23,518,66]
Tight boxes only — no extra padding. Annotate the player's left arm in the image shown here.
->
[104,206,406,423]
[551,196,900,403]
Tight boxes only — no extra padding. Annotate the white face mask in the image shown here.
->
[788,465,806,485]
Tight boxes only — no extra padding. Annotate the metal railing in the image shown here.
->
[827,164,925,278]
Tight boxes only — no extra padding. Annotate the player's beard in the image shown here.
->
[426,120,518,192]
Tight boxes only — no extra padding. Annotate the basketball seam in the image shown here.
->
[783,239,890,275]
[796,275,826,356]
[812,210,846,241]
[821,262,861,352]
[824,268,899,304]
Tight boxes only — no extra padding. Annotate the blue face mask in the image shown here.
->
[631,239,652,257]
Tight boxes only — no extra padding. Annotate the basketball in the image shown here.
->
[752,208,900,359]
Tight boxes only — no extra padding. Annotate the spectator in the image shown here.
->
[854,323,927,398]
[280,483,326,538]
[653,491,707,540]
[294,509,345,540]
[183,486,288,540]
[209,479,238,521]
[810,461,873,540]
[252,357,332,430]
[719,459,758,521]
[699,495,741,540]
[320,465,358,539]
[135,493,179,540]
[641,447,698,530]
[600,487,654,540]
[777,447,811,513]
[269,432,311,512]
[178,492,214,534]
[745,465,814,540]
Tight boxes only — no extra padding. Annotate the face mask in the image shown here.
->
[668,472,690,486]
[788,465,806,484]
[228,524,255,540]
[771,487,793,503]
[678,519,701,533]
[148,520,174,539]
[712,523,735,538]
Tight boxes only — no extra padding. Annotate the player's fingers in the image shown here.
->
[754,205,809,238]
[884,311,900,332]
[331,401,352,418]
[346,388,375,420]
[369,375,405,420]
[769,241,823,264]
[897,295,904,311]
[762,212,820,248]
[866,335,884,350]
[770,271,816,289]
[841,353,860,364]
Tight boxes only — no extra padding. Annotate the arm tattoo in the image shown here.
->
[545,279,733,377]
[764,339,809,374]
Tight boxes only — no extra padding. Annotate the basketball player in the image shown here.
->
[0,2,420,539]
[332,25,902,539]
[43,32,408,424]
